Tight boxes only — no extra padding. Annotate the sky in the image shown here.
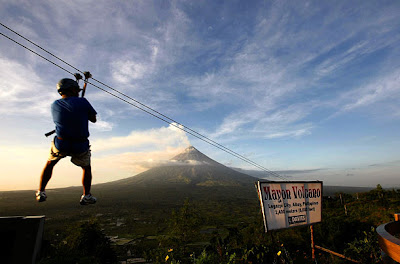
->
[0,0,399,191]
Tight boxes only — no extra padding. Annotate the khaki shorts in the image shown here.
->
[48,141,91,167]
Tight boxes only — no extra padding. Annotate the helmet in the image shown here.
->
[57,78,81,95]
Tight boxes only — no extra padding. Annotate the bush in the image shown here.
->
[344,227,382,264]
[39,220,117,264]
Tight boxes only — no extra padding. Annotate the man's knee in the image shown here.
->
[46,159,59,168]
[81,165,91,171]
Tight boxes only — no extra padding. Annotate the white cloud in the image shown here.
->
[111,59,147,84]
[92,146,186,183]
[90,122,193,183]
[92,119,114,132]
[92,123,190,153]
[335,70,400,116]
[263,125,313,139]
[210,102,315,140]
[92,151,208,183]
[0,57,56,116]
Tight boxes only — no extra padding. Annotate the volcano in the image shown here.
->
[111,146,258,187]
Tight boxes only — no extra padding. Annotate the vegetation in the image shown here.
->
[1,184,399,263]
[39,221,117,264]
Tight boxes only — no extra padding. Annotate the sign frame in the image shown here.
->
[256,180,323,232]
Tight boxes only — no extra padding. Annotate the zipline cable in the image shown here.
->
[0,23,288,180]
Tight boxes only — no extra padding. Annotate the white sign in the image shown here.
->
[257,181,322,232]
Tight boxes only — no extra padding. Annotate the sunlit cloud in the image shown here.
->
[0,124,192,190]
[92,119,114,132]
[92,147,186,183]
[93,149,208,183]
[92,123,190,153]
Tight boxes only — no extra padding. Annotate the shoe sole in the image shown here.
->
[80,200,96,205]
[36,197,46,202]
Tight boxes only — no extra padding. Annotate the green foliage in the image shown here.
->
[193,250,215,264]
[168,199,201,244]
[344,227,382,264]
[39,220,117,264]
[146,199,203,263]
[167,199,202,261]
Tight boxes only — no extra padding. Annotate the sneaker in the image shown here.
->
[36,190,47,202]
[80,194,97,205]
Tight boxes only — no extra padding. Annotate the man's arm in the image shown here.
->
[84,98,97,123]
[89,113,97,123]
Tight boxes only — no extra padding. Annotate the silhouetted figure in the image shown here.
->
[36,78,97,205]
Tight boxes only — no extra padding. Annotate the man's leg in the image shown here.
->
[80,165,96,205]
[74,149,96,205]
[82,165,92,195]
[39,160,59,192]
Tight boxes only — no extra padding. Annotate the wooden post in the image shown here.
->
[310,225,315,261]
[314,245,360,263]
[270,230,275,247]
[270,230,279,247]
[394,213,400,221]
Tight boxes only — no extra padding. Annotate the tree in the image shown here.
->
[164,199,201,262]
[39,220,117,264]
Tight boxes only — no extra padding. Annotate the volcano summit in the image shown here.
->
[111,146,258,187]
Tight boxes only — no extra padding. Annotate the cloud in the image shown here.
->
[233,168,325,179]
[92,146,186,182]
[92,123,190,153]
[0,57,56,117]
[92,119,114,132]
[96,156,207,176]
[332,70,400,117]
[263,125,313,139]
[369,160,400,168]
[181,1,400,141]
[111,59,147,84]
[210,102,315,140]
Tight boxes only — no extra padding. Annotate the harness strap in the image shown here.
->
[57,136,87,143]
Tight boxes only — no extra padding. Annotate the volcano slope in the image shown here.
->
[94,146,260,206]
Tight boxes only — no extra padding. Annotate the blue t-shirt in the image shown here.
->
[51,97,97,153]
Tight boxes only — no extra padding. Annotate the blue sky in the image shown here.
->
[0,0,399,190]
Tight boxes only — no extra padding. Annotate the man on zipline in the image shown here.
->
[36,78,97,205]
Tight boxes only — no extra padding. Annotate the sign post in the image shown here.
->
[310,225,315,260]
[256,181,323,232]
